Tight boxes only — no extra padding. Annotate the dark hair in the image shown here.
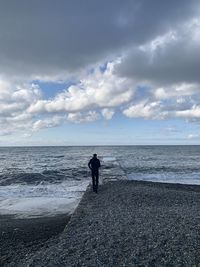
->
[93,153,97,157]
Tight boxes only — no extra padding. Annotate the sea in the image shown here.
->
[0,145,200,218]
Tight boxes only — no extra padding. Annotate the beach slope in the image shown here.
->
[7,181,200,266]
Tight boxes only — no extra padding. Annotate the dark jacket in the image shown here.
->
[88,158,101,171]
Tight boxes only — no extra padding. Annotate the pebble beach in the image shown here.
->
[2,180,200,267]
[0,214,70,266]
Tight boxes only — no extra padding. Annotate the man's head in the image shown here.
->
[93,153,97,158]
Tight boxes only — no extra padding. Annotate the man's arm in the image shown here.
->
[88,159,92,169]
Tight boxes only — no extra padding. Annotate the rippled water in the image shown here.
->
[0,146,200,217]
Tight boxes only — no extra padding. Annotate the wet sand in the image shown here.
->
[1,180,200,266]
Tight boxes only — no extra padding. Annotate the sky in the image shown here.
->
[1,0,200,145]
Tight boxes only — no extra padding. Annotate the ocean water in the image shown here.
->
[0,146,200,218]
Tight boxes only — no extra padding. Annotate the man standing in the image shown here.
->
[88,154,101,193]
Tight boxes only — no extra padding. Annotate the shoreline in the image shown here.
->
[1,180,200,266]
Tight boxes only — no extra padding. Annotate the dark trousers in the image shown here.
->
[92,170,99,191]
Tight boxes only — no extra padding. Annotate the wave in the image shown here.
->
[0,179,90,218]
[0,166,90,186]
[0,173,45,186]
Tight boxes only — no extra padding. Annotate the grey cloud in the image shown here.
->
[117,22,200,85]
[0,0,198,78]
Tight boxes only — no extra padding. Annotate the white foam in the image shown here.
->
[0,179,90,218]
[102,156,116,162]
[0,197,80,218]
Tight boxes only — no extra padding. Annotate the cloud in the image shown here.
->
[0,62,132,134]
[1,1,200,136]
[122,82,200,121]
[0,0,198,79]
[187,134,200,139]
[116,19,200,86]
[32,116,64,131]
[101,108,115,120]
[0,79,42,135]
[176,106,200,120]
[0,62,131,133]
[28,62,134,114]
[67,111,100,123]
[154,83,200,100]
[123,101,166,120]
[0,80,41,115]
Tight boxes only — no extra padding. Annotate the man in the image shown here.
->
[88,154,101,193]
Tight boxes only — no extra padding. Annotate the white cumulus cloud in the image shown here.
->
[28,62,134,114]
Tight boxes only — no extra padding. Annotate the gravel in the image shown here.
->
[5,180,200,267]
[0,214,70,267]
